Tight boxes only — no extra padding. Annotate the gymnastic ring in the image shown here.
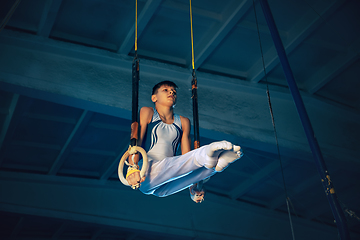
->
[118,146,148,187]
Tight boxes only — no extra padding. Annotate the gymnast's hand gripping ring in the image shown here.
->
[118,146,148,189]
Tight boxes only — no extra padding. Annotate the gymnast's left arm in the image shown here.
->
[180,116,191,154]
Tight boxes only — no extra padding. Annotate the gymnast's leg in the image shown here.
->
[140,140,242,196]
[151,167,215,197]
[139,146,209,194]
[189,140,243,202]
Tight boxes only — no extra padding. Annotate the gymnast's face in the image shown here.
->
[152,85,177,107]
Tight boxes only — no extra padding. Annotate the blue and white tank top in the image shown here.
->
[142,108,183,161]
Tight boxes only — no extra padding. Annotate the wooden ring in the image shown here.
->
[118,146,148,187]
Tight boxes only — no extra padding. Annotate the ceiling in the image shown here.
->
[0,0,360,239]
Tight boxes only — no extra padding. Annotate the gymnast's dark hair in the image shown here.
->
[152,81,178,95]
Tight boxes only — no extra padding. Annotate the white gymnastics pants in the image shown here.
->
[139,146,217,197]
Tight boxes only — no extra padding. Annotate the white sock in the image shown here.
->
[215,145,242,172]
[204,141,233,169]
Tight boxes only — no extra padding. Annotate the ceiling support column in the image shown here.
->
[259,0,350,239]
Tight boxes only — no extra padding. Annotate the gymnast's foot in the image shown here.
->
[215,145,243,172]
[204,140,236,169]
[189,183,205,203]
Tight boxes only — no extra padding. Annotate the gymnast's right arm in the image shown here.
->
[126,107,153,186]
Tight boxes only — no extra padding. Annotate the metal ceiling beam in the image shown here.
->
[0,0,21,32]
[89,122,129,132]
[50,30,119,51]
[0,29,288,102]
[51,222,68,240]
[72,147,116,157]
[0,95,34,166]
[0,93,18,155]
[37,0,63,37]
[126,233,138,240]
[54,168,100,177]
[250,0,345,83]
[0,28,353,105]
[97,125,130,181]
[190,0,252,70]
[306,38,346,53]
[240,195,270,207]
[269,174,320,210]
[237,20,272,34]
[0,171,348,240]
[118,0,162,54]
[10,216,24,239]
[134,49,188,66]
[99,144,128,181]
[1,163,49,173]
[196,63,247,79]
[229,160,287,200]
[259,0,350,238]
[162,0,221,21]
[205,188,348,239]
[305,186,357,221]
[0,176,258,240]
[27,113,77,124]
[48,110,93,175]
[11,140,61,150]
[305,37,360,94]
[242,147,281,161]
[91,229,103,240]
[1,29,360,166]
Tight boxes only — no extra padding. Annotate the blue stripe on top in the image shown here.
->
[142,108,183,161]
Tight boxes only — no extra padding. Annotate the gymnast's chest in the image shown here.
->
[152,123,181,142]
